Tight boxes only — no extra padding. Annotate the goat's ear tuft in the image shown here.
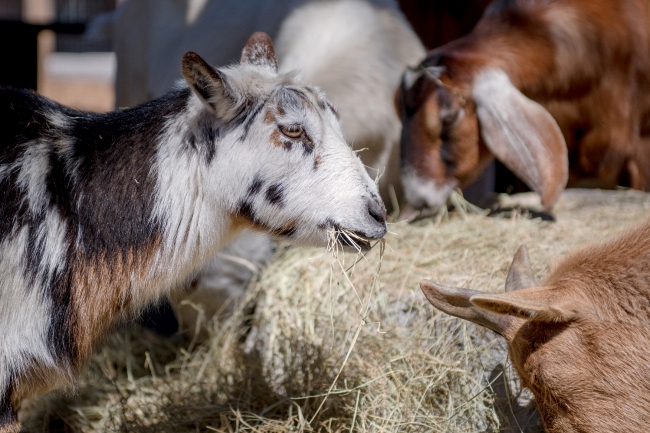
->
[241,32,278,72]
[471,290,576,323]
[182,51,242,121]
[472,69,568,212]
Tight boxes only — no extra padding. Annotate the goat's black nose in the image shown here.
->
[367,197,387,225]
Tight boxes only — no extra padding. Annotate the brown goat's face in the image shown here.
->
[397,75,483,215]
[397,66,569,213]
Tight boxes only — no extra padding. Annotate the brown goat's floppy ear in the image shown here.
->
[420,280,515,335]
[505,245,537,292]
[182,51,242,121]
[472,69,568,212]
[470,290,576,323]
[241,32,278,71]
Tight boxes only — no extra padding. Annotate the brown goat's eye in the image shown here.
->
[280,125,303,138]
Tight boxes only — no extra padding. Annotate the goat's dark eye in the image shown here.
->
[531,340,536,350]
[281,125,303,138]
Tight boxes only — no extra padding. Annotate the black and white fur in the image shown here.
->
[0,32,386,431]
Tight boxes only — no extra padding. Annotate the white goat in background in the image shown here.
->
[276,0,425,207]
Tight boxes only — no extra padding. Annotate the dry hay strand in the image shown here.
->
[20,189,650,432]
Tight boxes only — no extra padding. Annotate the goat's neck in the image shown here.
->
[437,15,592,101]
[66,90,240,314]
[147,95,243,285]
[439,37,554,97]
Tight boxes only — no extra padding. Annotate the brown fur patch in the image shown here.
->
[69,235,162,367]
[313,154,323,170]
[273,219,297,237]
[270,130,291,150]
[264,109,276,125]
[231,214,268,234]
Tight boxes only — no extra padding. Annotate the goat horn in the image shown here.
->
[505,245,537,293]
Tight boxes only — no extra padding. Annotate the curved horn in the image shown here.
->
[420,280,514,335]
[505,245,537,292]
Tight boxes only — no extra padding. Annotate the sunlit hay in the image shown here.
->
[20,189,650,432]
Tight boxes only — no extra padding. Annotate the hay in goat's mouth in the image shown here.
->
[328,226,375,253]
[20,189,650,432]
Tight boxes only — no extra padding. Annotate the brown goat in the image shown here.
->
[420,221,650,433]
[396,0,650,214]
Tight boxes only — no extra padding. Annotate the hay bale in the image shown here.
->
[20,189,650,432]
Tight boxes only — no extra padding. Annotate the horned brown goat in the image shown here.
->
[396,0,650,214]
[420,220,650,433]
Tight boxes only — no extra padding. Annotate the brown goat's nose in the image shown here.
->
[367,197,387,225]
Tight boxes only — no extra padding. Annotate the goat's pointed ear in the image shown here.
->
[241,32,278,72]
[472,69,568,212]
[182,51,241,120]
[420,279,515,335]
[471,289,576,323]
[505,245,537,292]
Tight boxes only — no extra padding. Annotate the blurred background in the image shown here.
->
[0,0,491,112]
[0,0,118,111]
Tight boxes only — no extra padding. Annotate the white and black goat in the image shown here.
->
[0,33,386,431]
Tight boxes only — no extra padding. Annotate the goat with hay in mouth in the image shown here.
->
[0,32,386,431]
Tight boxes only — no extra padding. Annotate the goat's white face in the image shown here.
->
[181,33,386,250]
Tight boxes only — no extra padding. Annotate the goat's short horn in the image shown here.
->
[505,245,537,292]
[241,32,278,71]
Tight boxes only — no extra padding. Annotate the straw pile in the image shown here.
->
[20,189,650,432]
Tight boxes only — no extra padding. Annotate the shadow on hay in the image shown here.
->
[19,326,180,432]
[22,285,362,433]
[114,338,354,432]
[486,364,544,433]
[25,324,356,433]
